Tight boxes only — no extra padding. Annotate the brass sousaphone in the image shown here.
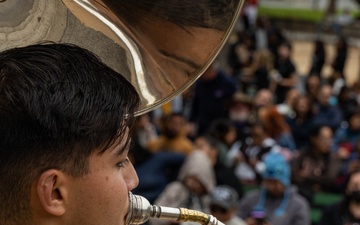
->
[0,0,244,115]
[1,1,245,224]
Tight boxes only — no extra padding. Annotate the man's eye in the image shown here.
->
[116,158,130,168]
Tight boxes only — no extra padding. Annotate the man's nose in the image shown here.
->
[125,161,139,191]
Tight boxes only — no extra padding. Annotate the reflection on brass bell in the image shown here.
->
[0,0,244,115]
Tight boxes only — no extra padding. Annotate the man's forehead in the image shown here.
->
[115,138,132,156]
[116,136,132,154]
[103,128,131,156]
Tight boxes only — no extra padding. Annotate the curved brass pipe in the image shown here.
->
[126,192,225,225]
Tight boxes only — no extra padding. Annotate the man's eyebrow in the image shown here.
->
[158,49,202,70]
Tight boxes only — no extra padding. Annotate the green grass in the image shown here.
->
[312,192,343,207]
[258,7,326,22]
[258,6,360,23]
[310,208,323,224]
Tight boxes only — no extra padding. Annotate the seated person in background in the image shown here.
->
[206,118,238,166]
[227,91,254,141]
[285,95,314,151]
[336,85,359,121]
[151,150,216,225]
[347,138,360,174]
[292,125,342,195]
[189,64,237,136]
[133,113,158,150]
[333,108,360,185]
[334,107,360,155]
[132,151,186,204]
[354,81,360,104]
[304,74,322,103]
[238,152,310,225]
[195,135,244,198]
[252,49,274,92]
[251,89,275,125]
[312,84,343,131]
[130,113,158,166]
[276,87,299,118]
[253,89,274,110]
[329,71,346,97]
[332,9,354,33]
[130,115,185,204]
[209,186,246,225]
[147,112,194,155]
[318,169,360,225]
[273,41,298,104]
[258,105,296,151]
[227,121,291,184]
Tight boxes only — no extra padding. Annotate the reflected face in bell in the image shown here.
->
[136,17,224,91]
[66,138,139,225]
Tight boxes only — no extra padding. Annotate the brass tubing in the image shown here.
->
[126,192,225,225]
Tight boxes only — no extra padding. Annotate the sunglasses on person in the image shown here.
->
[210,205,228,213]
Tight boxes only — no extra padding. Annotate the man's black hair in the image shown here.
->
[0,43,140,223]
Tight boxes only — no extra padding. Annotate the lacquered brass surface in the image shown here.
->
[0,0,244,115]
[126,193,225,225]
[179,208,209,225]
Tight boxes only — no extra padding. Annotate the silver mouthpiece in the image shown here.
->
[126,192,225,225]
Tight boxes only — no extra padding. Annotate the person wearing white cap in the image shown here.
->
[209,186,246,225]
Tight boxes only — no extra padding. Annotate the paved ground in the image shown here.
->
[289,33,359,86]
[218,30,359,87]
[257,0,360,85]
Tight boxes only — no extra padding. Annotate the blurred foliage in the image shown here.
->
[258,7,360,23]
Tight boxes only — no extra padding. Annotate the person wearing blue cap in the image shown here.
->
[237,152,310,225]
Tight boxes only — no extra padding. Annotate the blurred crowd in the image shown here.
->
[129,2,360,225]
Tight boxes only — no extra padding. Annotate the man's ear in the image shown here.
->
[36,169,68,216]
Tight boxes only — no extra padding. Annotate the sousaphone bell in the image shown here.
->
[0,0,244,115]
